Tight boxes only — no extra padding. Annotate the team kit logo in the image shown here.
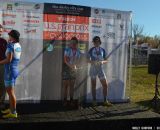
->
[7,4,13,10]
[14,2,41,10]
[34,4,40,9]
[117,14,121,19]
[106,23,115,29]
[103,32,116,39]
[92,30,101,35]
[94,9,99,14]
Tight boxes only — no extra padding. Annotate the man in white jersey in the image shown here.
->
[0,30,21,118]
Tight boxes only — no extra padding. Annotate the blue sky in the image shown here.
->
[24,0,159,37]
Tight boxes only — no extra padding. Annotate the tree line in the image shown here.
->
[132,24,160,48]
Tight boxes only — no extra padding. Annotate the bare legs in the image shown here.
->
[6,87,16,113]
[91,78,108,102]
[63,79,75,105]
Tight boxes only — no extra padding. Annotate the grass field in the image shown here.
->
[129,66,155,102]
[128,65,160,112]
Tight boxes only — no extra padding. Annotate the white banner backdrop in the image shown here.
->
[0,1,132,102]
[87,8,132,102]
[0,1,44,100]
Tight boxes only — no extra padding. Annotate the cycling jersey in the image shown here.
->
[88,47,107,80]
[4,42,21,87]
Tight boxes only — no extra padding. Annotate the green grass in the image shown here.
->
[128,66,160,112]
[130,66,155,102]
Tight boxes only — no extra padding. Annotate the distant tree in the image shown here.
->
[132,24,144,45]
[154,35,160,48]
[141,35,160,48]
[131,24,160,49]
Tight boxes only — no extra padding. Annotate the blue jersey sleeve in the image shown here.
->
[8,43,14,53]
[87,47,94,60]
[64,48,70,57]
[6,43,14,54]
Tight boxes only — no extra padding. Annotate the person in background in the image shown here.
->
[88,36,112,107]
[0,30,21,118]
[0,24,7,110]
[62,37,81,107]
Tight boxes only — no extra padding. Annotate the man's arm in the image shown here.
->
[99,58,108,64]
[0,52,13,65]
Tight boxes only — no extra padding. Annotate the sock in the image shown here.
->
[11,108,17,114]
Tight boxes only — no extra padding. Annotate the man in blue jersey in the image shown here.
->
[0,30,21,118]
[62,37,81,107]
[0,24,7,110]
[88,36,112,107]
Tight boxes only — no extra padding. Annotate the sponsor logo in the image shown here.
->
[117,14,121,19]
[7,4,13,10]
[120,24,124,29]
[91,25,102,29]
[92,19,101,24]
[23,15,40,19]
[58,16,76,22]
[102,10,106,14]
[24,20,40,24]
[34,4,40,9]
[94,9,99,14]
[79,44,86,52]
[3,27,13,33]
[103,32,115,39]
[106,23,115,29]
[49,33,89,41]
[23,24,40,28]
[45,23,89,32]
[14,3,19,6]
[3,13,16,18]
[57,5,69,10]
[3,20,15,26]
[16,9,25,12]
[119,24,126,31]
[52,5,59,9]
[14,3,40,12]
[92,30,101,34]
[24,29,37,34]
